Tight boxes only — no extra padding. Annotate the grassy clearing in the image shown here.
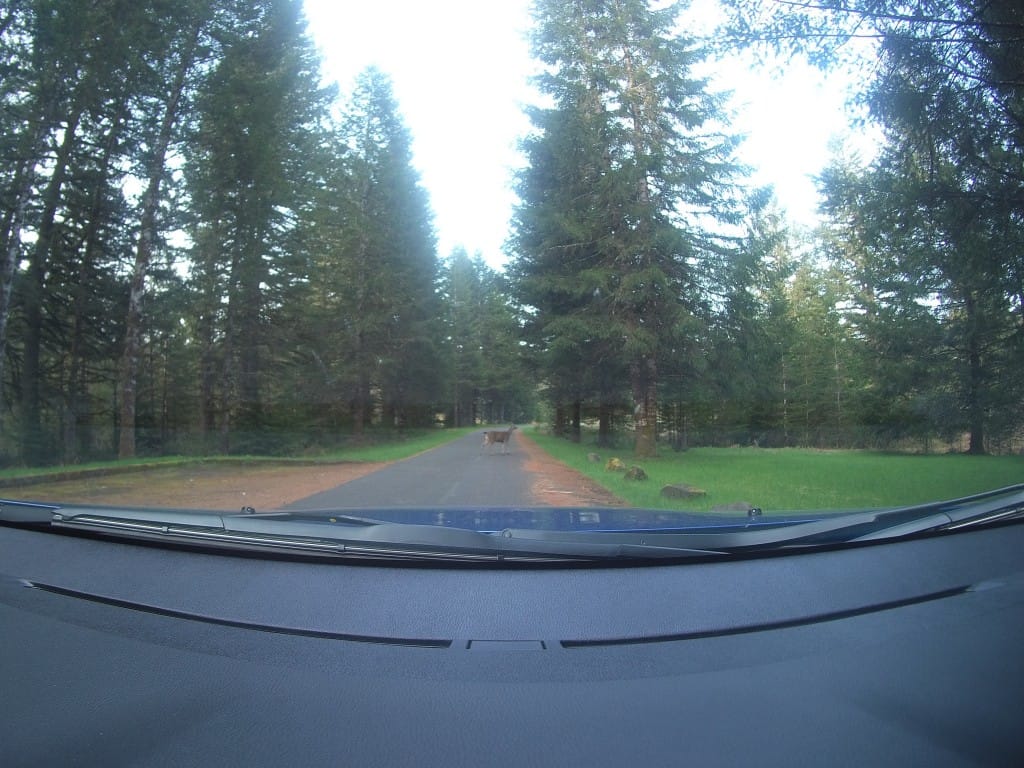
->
[0,454,189,482]
[0,427,478,486]
[528,430,1024,512]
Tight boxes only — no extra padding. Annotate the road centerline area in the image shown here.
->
[286,429,623,510]
[286,430,534,509]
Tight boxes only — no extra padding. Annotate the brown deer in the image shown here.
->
[481,425,517,454]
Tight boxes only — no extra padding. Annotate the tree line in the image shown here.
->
[1,0,1021,468]
[0,0,527,466]
[512,0,1023,456]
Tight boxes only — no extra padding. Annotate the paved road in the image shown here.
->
[286,430,532,509]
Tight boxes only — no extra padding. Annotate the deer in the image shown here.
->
[481,425,517,454]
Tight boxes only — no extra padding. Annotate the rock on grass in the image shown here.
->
[661,483,706,499]
[624,466,648,481]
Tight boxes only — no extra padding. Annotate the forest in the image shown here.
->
[1,0,1022,467]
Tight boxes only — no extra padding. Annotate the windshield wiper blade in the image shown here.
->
[0,502,725,562]
[464,484,1024,555]
[848,484,1024,542]
[4,484,1023,562]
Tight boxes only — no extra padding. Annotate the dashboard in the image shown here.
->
[2,519,1023,766]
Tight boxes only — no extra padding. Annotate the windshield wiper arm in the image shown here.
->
[3,484,1023,562]
[486,484,1024,554]
[847,484,1024,542]
[0,501,725,562]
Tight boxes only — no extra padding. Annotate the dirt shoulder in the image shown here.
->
[517,431,624,507]
[1,431,623,510]
[0,461,389,511]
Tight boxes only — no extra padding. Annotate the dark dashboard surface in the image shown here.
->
[3,521,1023,766]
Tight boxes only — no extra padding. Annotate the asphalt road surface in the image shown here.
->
[286,430,531,509]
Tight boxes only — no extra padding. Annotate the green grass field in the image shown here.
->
[529,430,1024,512]
[0,427,479,485]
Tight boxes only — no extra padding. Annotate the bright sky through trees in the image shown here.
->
[303,0,869,267]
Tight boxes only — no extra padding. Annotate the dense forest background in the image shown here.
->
[1,0,1021,467]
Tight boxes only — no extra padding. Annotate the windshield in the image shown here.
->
[0,0,1021,548]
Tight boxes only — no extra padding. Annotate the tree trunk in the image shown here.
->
[118,27,199,458]
[118,268,146,458]
[965,294,986,455]
[199,321,218,448]
[570,399,581,442]
[219,276,237,455]
[452,377,460,428]
[597,401,612,447]
[0,121,47,395]
[235,246,265,435]
[20,109,82,464]
[352,366,369,438]
[219,351,233,455]
[553,404,565,437]
[66,104,127,462]
[196,232,220,452]
[0,27,61,402]
[631,356,658,458]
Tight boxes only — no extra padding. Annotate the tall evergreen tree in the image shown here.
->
[513,0,738,455]
[117,0,213,458]
[702,191,795,445]
[442,248,487,427]
[2,0,176,463]
[0,0,40,399]
[442,249,532,427]
[722,0,1024,452]
[511,91,623,441]
[186,0,332,453]
[809,4,1024,453]
[335,67,440,432]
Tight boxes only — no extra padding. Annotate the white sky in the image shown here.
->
[302,0,873,269]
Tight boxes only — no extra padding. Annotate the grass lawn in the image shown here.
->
[528,430,1024,512]
[0,427,479,485]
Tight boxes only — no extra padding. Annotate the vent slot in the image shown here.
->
[466,639,546,651]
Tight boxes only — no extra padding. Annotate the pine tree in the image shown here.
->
[117,0,213,458]
[443,249,532,427]
[810,6,1024,452]
[702,191,796,446]
[3,0,177,463]
[513,0,738,455]
[335,67,440,432]
[441,248,486,427]
[186,0,333,453]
